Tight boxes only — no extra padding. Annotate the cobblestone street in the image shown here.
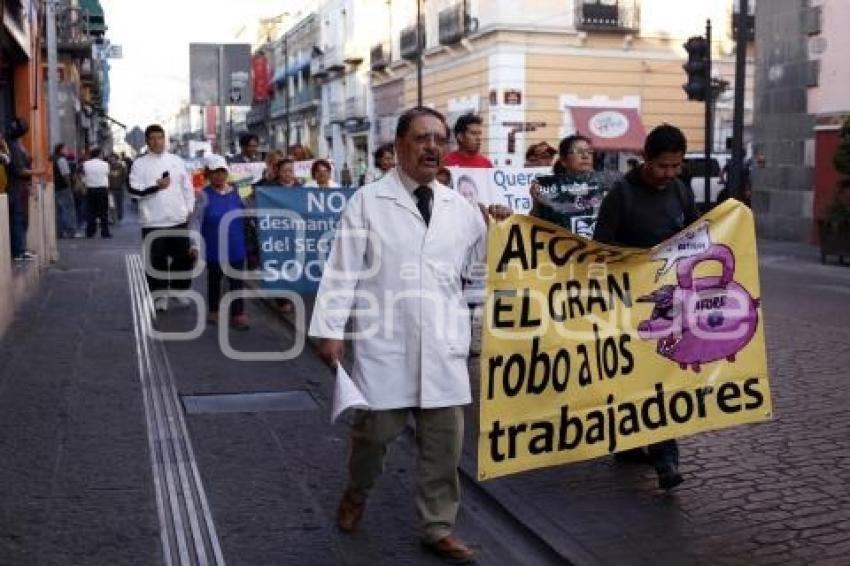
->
[459,242,850,565]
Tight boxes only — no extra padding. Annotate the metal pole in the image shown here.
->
[729,0,748,201]
[46,0,60,150]
[703,19,712,209]
[416,0,423,107]
[218,44,227,154]
[284,35,290,151]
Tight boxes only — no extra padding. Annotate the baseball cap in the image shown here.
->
[204,154,229,172]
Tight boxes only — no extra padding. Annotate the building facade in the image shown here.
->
[751,0,850,242]
[272,13,321,155]
[55,0,112,156]
[315,0,377,179]
[752,0,817,241]
[369,0,754,171]
[807,0,850,240]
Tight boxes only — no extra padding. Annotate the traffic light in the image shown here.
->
[682,36,709,101]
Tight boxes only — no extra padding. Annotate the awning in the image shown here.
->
[80,0,107,32]
[568,106,646,151]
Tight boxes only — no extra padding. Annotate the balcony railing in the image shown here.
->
[575,1,639,33]
[439,3,471,46]
[374,115,398,144]
[57,6,94,55]
[345,96,367,120]
[324,46,346,72]
[371,43,389,72]
[400,24,425,60]
[310,56,328,78]
[292,87,320,108]
[269,96,287,119]
[246,101,269,126]
[329,101,345,123]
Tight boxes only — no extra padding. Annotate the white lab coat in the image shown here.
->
[309,169,487,409]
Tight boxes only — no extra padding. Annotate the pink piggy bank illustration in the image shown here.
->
[637,244,760,373]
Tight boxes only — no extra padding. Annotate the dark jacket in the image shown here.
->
[593,168,699,249]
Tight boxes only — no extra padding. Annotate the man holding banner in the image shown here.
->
[310,106,509,563]
[593,124,700,489]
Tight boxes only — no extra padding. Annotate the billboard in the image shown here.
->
[189,43,252,107]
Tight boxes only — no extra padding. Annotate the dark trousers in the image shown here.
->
[74,190,87,229]
[6,185,25,258]
[55,187,77,237]
[207,261,245,316]
[141,224,193,293]
[86,186,110,237]
[110,187,125,221]
[648,439,679,467]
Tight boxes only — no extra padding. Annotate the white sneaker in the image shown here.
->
[154,297,169,312]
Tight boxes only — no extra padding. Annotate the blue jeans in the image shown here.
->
[6,185,25,257]
[55,188,77,237]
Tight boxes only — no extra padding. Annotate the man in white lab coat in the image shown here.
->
[310,106,509,563]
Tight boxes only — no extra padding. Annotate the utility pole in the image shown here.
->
[729,0,749,201]
[416,0,423,107]
[46,0,60,149]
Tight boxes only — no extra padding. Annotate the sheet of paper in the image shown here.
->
[331,365,369,423]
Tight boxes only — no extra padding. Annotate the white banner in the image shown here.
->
[445,166,550,214]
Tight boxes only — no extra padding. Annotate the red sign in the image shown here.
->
[252,52,270,103]
[205,106,217,138]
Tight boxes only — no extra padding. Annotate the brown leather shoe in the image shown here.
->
[336,489,365,532]
[423,535,476,564]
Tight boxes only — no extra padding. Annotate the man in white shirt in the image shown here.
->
[310,106,510,563]
[83,147,111,238]
[129,124,196,311]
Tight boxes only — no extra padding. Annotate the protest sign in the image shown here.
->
[254,186,356,294]
[229,162,266,198]
[478,200,771,480]
[446,166,548,214]
[534,174,607,239]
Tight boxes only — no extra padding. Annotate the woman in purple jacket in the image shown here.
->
[190,154,249,330]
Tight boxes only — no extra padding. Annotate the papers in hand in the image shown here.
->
[331,365,369,422]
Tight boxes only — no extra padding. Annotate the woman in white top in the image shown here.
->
[363,143,395,185]
[305,159,339,188]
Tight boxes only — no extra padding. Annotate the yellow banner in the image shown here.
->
[478,200,771,480]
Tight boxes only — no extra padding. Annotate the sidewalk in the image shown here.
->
[0,219,558,565]
[3,219,848,565]
[0,223,160,565]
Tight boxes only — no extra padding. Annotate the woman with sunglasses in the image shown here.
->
[529,134,599,223]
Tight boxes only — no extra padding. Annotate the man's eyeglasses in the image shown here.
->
[568,149,595,157]
[412,133,449,147]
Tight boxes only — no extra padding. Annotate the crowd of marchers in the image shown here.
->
[39,105,730,564]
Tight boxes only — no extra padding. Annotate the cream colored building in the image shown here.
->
[369,0,754,169]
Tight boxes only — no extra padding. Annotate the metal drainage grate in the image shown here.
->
[181,391,319,415]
